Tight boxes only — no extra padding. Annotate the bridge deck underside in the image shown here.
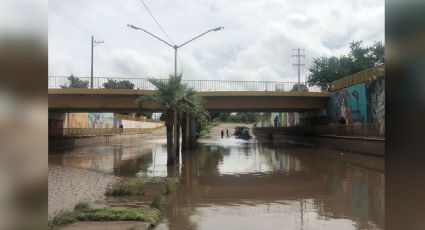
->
[48,89,329,113]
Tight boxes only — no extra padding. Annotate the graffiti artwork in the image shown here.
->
[288,112,295,127]
[281,113,287,127]
[366,78,385,124]
[330,83,367,124]
[99,113,114,128]
[88,113,100,128]
[68,113,88,128]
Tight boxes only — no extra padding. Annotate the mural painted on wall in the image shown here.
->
[288,113,295,127]
[68,113,116,128]
[330,83,367,124]
[88,113,100,128]
[98,113,114,128]
[68,113,88,128]
[88,113,115,128]
[281,113,287,127]
[114,119,122,128]
[366,78,385,124]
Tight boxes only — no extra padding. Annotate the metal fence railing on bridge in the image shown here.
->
[48,76,327,92]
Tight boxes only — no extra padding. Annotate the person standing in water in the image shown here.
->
[221,130,224,138]
[226,129,229,137]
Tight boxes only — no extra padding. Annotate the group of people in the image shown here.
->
[221,129,230,138]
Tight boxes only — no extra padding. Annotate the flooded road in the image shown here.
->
[49,124,384,229]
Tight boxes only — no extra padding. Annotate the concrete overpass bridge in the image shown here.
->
[48,76,329,112]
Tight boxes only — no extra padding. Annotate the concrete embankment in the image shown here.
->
[254,127,384,157]
[49,127,165,152]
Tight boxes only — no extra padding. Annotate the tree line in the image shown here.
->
[307,40,384,87]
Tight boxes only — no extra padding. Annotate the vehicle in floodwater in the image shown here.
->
[234,126,252,140]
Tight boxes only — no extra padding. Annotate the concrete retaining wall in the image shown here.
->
[255,131,384,157]
[49,132,150,152]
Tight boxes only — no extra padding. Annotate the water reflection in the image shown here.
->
[48,135,384,230]
[160,138,384,230]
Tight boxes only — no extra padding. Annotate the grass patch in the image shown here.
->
[150,196,163,209]
[161,178,179,196]
[48,202,161,230]
[198,122,218,137]
[105,178,145,196]
[106,177,180,198]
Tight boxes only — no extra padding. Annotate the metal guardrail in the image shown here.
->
[49,126,164,137]
[254,124,384,138]
[48,76,326,92]
[329,65,385,91]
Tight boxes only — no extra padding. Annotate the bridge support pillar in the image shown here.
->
[189,116,198,149]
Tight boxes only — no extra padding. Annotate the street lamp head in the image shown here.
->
[127,24,140,30]
[213,27,224,31]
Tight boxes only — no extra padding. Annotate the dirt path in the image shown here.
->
[203,123,253,139]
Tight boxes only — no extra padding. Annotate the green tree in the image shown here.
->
[136,74,204,165]
[291,83,309,92]
[61,75,89,88]
[307,41,384,87]
[256,112,271,127]
[103,79,135,89]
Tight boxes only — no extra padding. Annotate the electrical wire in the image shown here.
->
[49,35,91,68]
[138,0,175,45]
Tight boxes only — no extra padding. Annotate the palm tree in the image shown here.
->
[176,88,208,154]
[136,74,206,165]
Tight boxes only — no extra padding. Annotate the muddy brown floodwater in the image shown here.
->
[49,124,384,229]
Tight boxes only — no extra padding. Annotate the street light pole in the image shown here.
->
[127,24,223,160]
[174,46,177,77]
[127,24,223,77]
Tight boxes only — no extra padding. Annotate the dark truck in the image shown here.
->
[234,126,252,140]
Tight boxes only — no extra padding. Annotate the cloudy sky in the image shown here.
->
[48,0,384,82]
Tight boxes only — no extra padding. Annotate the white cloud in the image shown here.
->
[48,0,384,82]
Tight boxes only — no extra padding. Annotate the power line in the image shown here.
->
[49,0,132,76]
[49,4,87,35]
[138,0,185,75]
[49,0,92,36]
[49,35,90,68]
[138,0,175,45]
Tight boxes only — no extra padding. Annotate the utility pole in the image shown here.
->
[91,35,104,89]
[292,48,305,91]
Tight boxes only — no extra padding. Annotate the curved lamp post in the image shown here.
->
[127,24,224,77]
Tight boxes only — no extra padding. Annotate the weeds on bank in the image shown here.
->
[105,178,146,196]
[199,122,218,137]
[105,177,180,198]
[48,202,161,230]
[49,178,181,229]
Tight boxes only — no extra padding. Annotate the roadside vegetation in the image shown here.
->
[103,79,135,89]
[50,177,180,229]
[60,75,89,88]
[48,203,160,230]
[209,112,257,124]
[307,40,384,88]
[198,122,218,137]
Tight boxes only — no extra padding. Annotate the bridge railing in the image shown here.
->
[48,76,327,92]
